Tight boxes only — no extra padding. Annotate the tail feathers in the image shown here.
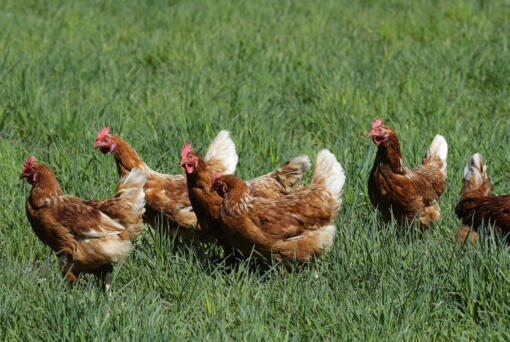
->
[462,153,492,194]
[311,149,345,199]
[424,134,448,177]
[204,130,238,175]
[116,168,147,235]
[272,154,311,193]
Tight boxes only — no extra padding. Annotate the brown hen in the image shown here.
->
[20,157,146,290]
[210,149,344,262]
[367,118,448,229]
[455,153,510,243]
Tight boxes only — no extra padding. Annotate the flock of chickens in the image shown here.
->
[20,118,510,290]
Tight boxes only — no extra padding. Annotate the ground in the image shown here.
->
[1,0,510,340]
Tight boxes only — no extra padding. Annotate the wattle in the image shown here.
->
[373,135,389,144]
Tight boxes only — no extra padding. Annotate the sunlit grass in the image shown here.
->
[1,0,509,340]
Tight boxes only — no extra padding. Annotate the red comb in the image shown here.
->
[181,142,192,161]
[371,118,383,129]
[22,156,37,173]
[96,127,110,142]
[211,170,222,185]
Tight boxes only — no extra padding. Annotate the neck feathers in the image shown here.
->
[29,167,64,207]
[111,135,146,176]
[186,156,212,189]
[375,133,405,174]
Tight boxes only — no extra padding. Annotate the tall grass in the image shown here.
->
[1,0,509,340]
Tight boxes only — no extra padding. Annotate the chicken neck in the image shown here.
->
[374,133,405,174]
[185,157,214,191]
[110,135,146,177]
[28,166,64,208]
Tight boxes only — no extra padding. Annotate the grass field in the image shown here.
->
[1,0,510,340]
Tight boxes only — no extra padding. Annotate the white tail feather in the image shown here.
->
[426,134,448,177]
[117,168,147,217]
[204,130,238,175]
[311,149,345,199]
[463,153,487,189]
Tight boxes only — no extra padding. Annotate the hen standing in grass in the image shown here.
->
[21,157,146,290]
[367,118,448,229]
[180,141,311,246]
[93,127,237,241]
[455,153,510,244]
[210,150,345,262]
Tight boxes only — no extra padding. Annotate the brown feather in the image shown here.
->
[455,191,510,242]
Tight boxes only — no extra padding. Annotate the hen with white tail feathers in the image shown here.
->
[21,158,147,289]
[210,149,345,262]
[455,153,510,243]
[367,118,448,229]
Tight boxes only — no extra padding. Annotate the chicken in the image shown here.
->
[93,127,237,241]
[20,156,146,290]
[209,149,345,262]
[180,142,311,245]
[455,153,510,243]
[367,118,448,229]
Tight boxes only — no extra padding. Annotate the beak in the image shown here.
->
[92,142,99,148]
[366,130,376,137]
[180,161,185,167]
[19,172,26,180]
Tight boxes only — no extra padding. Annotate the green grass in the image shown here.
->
[1,0,510,339]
